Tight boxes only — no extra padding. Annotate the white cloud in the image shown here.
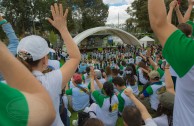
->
[103,0,134,24]
[106,5,130,24]
[103,0,133,5]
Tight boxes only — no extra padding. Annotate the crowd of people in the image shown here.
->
[0,0,194,126]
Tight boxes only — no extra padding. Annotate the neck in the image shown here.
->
[119,86,126,91]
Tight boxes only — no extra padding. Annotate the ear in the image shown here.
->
[42,56,48,66]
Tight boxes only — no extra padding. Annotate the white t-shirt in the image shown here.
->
[153,114,168,126]
[48,59,60,70]
[144,118,157,126]
[32,70,63,126]
[173,67,194,126]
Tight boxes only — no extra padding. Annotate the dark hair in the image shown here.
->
[86,67,90,75]
[177,23,192,37]
[84,118,104,126]
[111,69,119,77]
[106,66,112,76]
[112,77,125,87]
[103,82,114,112]
[128,63,137,76]
[157,104,173,126]
[124,66,136,86]
[17,56,41,72]
[122,106,142,126]
[138,61,149,79]
[121,60,126,66]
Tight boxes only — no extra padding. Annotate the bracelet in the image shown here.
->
[165,67,170,69]
[0,19,7,25]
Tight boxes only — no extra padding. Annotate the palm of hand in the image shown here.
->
[48,4,68,32]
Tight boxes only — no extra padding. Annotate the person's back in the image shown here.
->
[71,84,89,111]
[16,4,81,126]
[95,94,118,126]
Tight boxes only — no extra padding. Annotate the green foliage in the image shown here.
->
[126,0,194,38]
[48,31,57,45]
[0,0,108,37]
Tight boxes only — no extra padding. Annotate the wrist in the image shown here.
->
[0,19,7,25]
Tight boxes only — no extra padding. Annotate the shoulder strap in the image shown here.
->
[77,85,90,95]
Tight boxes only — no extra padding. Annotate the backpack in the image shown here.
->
[78,111,96,126]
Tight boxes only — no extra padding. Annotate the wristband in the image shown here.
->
[0,19,7,25]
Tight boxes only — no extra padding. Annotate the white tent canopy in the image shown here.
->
[139,36,155,47]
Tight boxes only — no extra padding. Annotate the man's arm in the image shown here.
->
[0,15,19,56]
[165,65,175,95]
[167,0,177,23]
[183,0,194,22]
[125,88,152,121]
[175,4,184,23]
[148,0,177,47]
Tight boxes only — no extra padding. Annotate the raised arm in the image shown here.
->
[174,4,184,23]
[167,0,177,23]
[148,0,177,47]
[0,15,19,56]
[124,88,152,121]
[183,0,194,22]
[48,4,81,88]
[90,69,95,93]
[165,65,175,95]
[0,42,55,125]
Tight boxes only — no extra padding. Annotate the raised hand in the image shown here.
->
[188,0,194,6]
[169,0,178,9]
[48,3,68,32]
[124,88,133,97]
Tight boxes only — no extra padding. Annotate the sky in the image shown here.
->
[103,0,134,24]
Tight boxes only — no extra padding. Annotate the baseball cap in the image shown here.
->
[148,70,160,80]
[73,73,82,82]
[94,69,102,79]
[159,92,174,110]
[17,35,50,61]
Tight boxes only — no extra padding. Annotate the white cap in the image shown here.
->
[17,35,50,61]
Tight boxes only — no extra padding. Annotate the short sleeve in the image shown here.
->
[145,118,157,126]
[66,89,73,95]
[162,30,194,77]
[92,90,105,107]
[143,86,153,97]
[0,83,29,125]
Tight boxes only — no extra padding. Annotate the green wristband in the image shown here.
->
[0,19,7,25]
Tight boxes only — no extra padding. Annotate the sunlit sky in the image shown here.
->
[103,0,134,24]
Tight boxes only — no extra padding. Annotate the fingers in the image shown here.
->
[54,3,59,15]
[48,18,54,25]
[64,9,69,18]
[51,5,56,19]
[59,4,63,16]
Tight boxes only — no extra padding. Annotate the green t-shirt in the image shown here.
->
[0,82,29,126]
[162,30,194,77]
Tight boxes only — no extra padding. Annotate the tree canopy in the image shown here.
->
[0,0,109,39]
[126,0,194,39]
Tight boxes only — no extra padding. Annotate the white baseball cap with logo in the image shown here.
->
[17,35,51,61]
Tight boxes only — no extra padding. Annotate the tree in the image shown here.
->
[126,0,194,39]
[0,0,108,39]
